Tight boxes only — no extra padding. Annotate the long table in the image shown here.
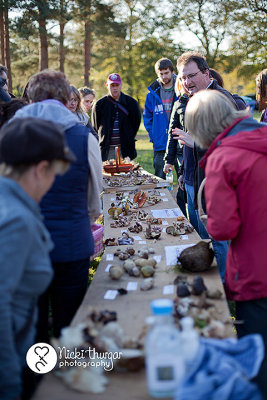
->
[33,182,233,400]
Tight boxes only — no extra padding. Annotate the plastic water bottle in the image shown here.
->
[145,299,185,398]
[180,317,199,375]
[166,169,173,191]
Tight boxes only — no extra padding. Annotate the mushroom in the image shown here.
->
[108,207,122,220]
[133,191,147,207]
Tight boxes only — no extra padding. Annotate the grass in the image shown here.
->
[135,123,154,175]
[135,123,178,184]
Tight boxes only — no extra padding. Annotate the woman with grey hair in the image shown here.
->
[185,89,267,399]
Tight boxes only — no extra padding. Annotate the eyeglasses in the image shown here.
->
[69,98,78,104]
[180,70,202,82]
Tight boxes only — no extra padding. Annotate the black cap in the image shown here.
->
[0,118,76,165]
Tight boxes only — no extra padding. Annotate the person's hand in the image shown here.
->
[178,175,184,190]
[164,163,173,174]
[172,128,194,148]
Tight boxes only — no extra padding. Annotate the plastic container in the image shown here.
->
[180,316,199,375]
[145,299,184,398]
[166,169,173,191]
[90,223,104,261]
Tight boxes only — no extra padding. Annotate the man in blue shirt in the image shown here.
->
[143,58,182,179]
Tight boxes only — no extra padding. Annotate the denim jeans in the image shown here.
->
[153,150,166,179]
[197,218,228,282]
[185,183,200,233]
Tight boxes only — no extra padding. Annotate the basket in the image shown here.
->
[90,223,104,261]
[103,147,134,175]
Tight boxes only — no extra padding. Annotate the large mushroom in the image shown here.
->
[133,191,147,207]
[108,206,123,220]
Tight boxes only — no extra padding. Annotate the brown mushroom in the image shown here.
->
[133,191,147,207]
[108,207,123,220]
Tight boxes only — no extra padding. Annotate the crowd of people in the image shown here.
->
[0,53,266,400]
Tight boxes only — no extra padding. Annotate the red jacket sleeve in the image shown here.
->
[205,152,241,241]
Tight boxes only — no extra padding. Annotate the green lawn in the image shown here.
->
[135,123,154,175]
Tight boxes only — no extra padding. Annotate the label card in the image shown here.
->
[133,235,142,241]
[105,264,112,272]
[153,255,162,263]
[104,290,118,300]
[163,285,174,295]
[181,235,189,240]
[127,282,138,291]
[106,254,114,261]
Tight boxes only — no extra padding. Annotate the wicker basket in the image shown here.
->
[103,147,134,175]
[90,223,104,261]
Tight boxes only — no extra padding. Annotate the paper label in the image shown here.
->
[106,254,114,261]
[163,285,174,295]
[180,235,189,240]
[153,255,162,263]
[104,290,118,300]
[127,282,138,291]
[151,208,184,219]
[105,264,112,272]
[133,235,142,241]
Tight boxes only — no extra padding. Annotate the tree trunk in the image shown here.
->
[59,21,65,72]
[38,18,48,70]
[4,1,12,90]
[84,20,91,86]
[59,0,65,73]
[0,0,5,64]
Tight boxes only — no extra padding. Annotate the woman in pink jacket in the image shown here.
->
[185,89,267,399]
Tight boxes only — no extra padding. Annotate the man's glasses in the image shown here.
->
[180,70,202,82]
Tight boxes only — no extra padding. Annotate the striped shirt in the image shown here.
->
[110,108,120,146]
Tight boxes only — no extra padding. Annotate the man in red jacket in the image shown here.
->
[185,89,267,399]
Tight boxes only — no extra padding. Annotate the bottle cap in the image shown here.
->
[150,299,173,315]
[168,168,172,172]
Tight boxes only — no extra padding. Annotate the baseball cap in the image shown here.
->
[0,118,76,166]
[106,73,122,85]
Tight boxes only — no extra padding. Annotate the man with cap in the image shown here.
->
[92,73,141,161]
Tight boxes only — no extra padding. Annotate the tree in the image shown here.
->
[0,0,4,64]
[0,0,12,89]
[72,0,125,86]
[15,0,59,70]
[168,0,233,67]
[226,0,267,77]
